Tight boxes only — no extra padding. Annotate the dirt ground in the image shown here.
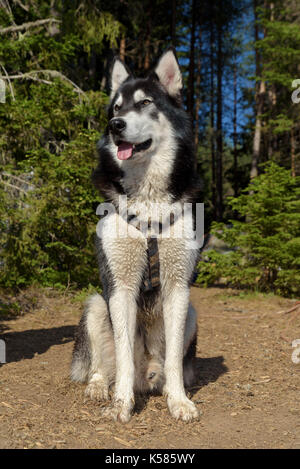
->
[0,286,299,449]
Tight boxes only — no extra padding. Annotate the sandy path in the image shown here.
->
[0,287,299,449]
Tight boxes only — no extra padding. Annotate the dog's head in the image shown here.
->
[107,48,184,162]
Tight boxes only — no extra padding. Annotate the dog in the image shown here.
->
[71,48,202,423]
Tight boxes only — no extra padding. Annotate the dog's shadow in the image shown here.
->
[1,326,228,416]
[0,325,75,366]
[134,355,228,414]
[188,355,228,396]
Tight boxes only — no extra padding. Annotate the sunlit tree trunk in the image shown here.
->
[251,0,265,179]
[119,36,126,61]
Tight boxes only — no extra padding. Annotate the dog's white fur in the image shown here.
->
[155,50,183,97]
[110,59,129,98]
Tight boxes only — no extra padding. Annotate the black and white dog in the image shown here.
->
[71,48,202,423]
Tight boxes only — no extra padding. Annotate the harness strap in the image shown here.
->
[126,214,161,292]
[143,237,160,291]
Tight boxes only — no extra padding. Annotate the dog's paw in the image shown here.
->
[167,396,199,422]
[85,378,110,401]
[101,399,133,423]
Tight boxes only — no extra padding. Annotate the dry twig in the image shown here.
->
[2,70,85,95]
[0,18,61,35]
[276,301,300,315]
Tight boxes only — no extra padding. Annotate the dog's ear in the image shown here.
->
[154,48,182,98]
[110,57,131,98]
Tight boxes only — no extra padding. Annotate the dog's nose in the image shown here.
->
[109,118,126,134]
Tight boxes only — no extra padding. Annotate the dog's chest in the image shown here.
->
[121,154,173,205]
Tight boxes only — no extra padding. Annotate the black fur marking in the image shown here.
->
[150,110,159,120]
[137,287,160,327]
[183,333,197,388]
[184,334,197,362]
[92,135,125,201]
[95,236,115,303]
[71,309,91,379]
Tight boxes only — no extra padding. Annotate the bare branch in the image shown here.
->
[0,178,28,194]
[0,0,16,25]
[12,0,30,12]
[2,70,86,95]
[38,70,85,95]
[2,72,53,85]
[0,63,15,101]
[2,172,31,185]
[0,18,61,35]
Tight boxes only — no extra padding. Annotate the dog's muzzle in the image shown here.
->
[108,118,126,135]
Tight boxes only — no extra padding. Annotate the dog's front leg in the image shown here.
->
[163,286,199,422]
[103,288,137,423]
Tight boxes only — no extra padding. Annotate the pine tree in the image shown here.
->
[196,162,300,296]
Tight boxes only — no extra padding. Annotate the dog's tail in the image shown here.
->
[70,294,114,384]
[70,294,104,382]
[70,305,91,382]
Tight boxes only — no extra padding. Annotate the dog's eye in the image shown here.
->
[141,99,151,107]
[114,104,120,112]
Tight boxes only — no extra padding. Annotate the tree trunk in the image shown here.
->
[119,36,126,62]
[144,36,151,70]
[267,2,276,160]
[233,61,238,197]
[291,127,296,177]
[210,7,216,218]
[100,58,107,91]
[187,0,196,119]
[251,80,265,179]
[171,0,177,46]
[194,27,202,149]
[216,9,223,221]
[144,4,153,71]
[251,0,265,179]
[48,0,60,36]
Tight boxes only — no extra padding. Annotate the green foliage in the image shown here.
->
[0,115,105,288]
[196,163,300,296]
[77,9,123,54]
[0,1,112,289]
[254,1,300,169]
[0,298,21,318]
[0,0,298,298]
[72,284,102,304]
[257,16,300,88]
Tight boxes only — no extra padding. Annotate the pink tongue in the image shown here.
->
[117,142,133,160]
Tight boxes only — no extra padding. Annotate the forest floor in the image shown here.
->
[0,286,299,449]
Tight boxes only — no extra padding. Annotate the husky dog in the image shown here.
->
[71,48,202,423]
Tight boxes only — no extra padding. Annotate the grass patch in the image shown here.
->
[71,284,102,304]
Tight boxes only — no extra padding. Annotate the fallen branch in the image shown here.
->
[0,18,61,35]
[276,301,300,314]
